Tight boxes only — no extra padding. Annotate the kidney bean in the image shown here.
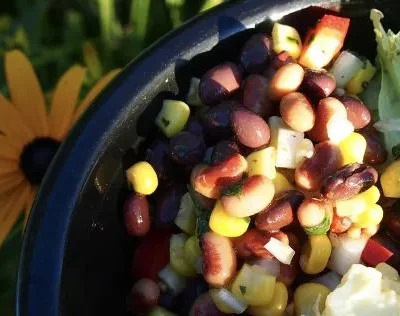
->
[155,184,186,227]
[189,293,226,316]
[168,132,206,166]
[232,107,270,148]
[308,97,348,142]
[123,193,150,236]
[240,34,272,73]
[330,212,352,233]
[201,101,237,143]
[211,140,240,165]
[221,175,275,217]
[185,118,205,136]
[264,51,295,80]
[232,229,289,259]
[199,62,243,105]
[192,153,247,199]
[255,190,305,231]
[201,232,237,287]
[242,74,275,117]
[295,141,342,191]
[267,63,304,101]
[301,69,336,100]
[297,198,332,228]
[128,279,160,313]
[280,92,315,132]
[321,163,378,200]
[144,138,173,182]
[335,95,371,129]
[359,127,387,165]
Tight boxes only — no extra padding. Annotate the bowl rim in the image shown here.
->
[16,0,339,315]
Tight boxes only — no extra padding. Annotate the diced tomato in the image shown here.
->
[361,238,394,267]
[299,15,350,69]
[131,228,173,281]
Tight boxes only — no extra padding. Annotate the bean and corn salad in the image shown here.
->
[123,9,400,316]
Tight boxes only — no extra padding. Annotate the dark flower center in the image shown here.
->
[20,137,60,186]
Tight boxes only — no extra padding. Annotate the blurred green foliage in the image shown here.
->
[0,0,225,315]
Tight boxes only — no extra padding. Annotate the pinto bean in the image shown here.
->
[268,63,304,101]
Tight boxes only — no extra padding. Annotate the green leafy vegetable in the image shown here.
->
[304,214,331,236]
[222,182,243,196]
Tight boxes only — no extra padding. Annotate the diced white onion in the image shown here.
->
[313,271,342,291]
[158,265,187,295]
[210,288,248,314]
[326,115,354,144]
[264,237,295,265]
[327,233,368,275]
[382,279,400,294]
[250,258,281,277]
[330,51,364,87]
[186,77,204,107]
[374,119,400,132]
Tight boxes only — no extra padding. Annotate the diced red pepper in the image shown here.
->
[361,238,394,267]
[131,228,173,281]
[316,14,350,40]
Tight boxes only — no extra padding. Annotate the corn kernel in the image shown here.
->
[155,100,190,137]
[209,201,250,237]
[352,204,384,228]
[294,283,330,315]
[300,235,332,274]
[272,23,302,59]
[335,186,380,218]
[126,161,158,195]
[247,147,277,179]
[346,59,377,95]
[170,234,196,277]
[338,132,366,166]
[359,185,380,204]
[248,282,288,316]
[184,235,201,271]
[231,264,276,306]
[381,160,400,198]
[273,172,294,195]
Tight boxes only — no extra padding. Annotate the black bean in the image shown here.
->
[242,74,275,118]
[301,69,336,101]
[168,132,206,166]
[240,34,272,73]
[211,140,240,165]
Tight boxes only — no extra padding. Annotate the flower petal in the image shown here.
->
[5,50,48,137]
[0,135,22,161]
[24,186,37,227]
[0,171,25,195]
[0,183,29,247]
[0,93,34,144]
[49,65,86,140]
[74,69,121,122]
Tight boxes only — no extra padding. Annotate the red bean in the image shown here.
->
[199,62,243,105]
[264,51,295,80]
[301,69,336,101]
[240,34,272,73]
[232,107,270,148]
[335,95,371,129]
[123,193,150,236]
[242,74,275,117]
[280,92,315,132]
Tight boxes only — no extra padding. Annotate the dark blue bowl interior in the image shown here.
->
[17,0,400,315]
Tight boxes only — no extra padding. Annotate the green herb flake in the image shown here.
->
[392,144,400,160]
[222,182,243,196]
[304,214,331,236]
[161,117,170,127]
[243,217,251,224]
[239,285,247,295]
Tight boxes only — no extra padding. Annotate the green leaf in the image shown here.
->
[196,210,211,240]
[304,214,331,236]
[222,182,243,197]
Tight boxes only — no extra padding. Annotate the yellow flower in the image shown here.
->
[0,50,120,246]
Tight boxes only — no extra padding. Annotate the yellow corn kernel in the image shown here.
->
[247,147,277,179]
[126,161,158,195]
[247,282,288,316]
[231,264,276,306]
[272,23,302,59]
[300,235,332,274]
[184,235,201,270]
[294,283,330,316]
[346,59,377,95]
[170,234,196,277]
[335,185,380,217]
[381,160,400,198]
[338,132,367,166]
[209,201,250,237]
[272,172,294,195]
[352,204,384,228]
[155,100,190,138]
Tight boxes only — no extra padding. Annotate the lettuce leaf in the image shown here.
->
[369,9,400,160]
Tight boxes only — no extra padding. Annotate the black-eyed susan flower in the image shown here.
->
[0,50,120,246]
